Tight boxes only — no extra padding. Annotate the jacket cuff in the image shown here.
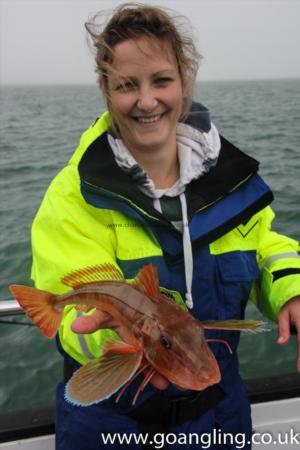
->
[259,266,300,320]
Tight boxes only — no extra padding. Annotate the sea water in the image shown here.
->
[0,80,299,412]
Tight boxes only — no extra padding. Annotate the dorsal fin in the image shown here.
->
[61,263,124,289]
[132,265,160,299]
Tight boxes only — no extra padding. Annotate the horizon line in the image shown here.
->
[1,76,300,88]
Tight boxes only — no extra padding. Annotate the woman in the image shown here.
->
[31,4,300,449]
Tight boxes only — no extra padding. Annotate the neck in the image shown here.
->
[125,141,180,189]
[144,155,180,189]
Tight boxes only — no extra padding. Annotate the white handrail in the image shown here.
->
[0,300,24,316]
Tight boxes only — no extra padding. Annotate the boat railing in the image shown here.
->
[0,299,55,443]
[0,300,23,316]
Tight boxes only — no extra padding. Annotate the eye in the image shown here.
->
[160,333,172,349]
[155,77,173,86]
[115,81,136,92]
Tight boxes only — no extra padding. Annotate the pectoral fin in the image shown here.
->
[65,341,143,406]
[202,319,269,332]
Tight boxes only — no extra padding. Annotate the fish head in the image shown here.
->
[140,310,221,391]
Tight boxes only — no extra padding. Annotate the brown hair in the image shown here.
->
[85,2,201,120]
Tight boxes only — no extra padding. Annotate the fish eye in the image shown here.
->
[160,333,172,349]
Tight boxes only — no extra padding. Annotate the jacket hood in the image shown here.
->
[77,101,262,220]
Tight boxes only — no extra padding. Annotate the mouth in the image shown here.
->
[132,112,166,124]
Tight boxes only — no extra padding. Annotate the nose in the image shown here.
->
[137,86,158,112]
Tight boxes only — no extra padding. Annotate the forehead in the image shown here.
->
[109,37,178,76]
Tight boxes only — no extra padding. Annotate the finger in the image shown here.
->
[71,310,112,334]
[277,307,290,345]
[150,373,169,390]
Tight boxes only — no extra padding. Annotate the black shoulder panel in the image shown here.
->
[79,132,260,218]
[186,135,259,213]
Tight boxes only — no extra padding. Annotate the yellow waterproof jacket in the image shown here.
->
[31,111,300,368]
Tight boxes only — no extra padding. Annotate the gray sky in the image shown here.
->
[0,0,299,85]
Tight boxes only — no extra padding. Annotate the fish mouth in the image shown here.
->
[153,364,221,391]
[177,373,221,391]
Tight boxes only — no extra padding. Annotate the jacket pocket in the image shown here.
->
[216,251,260,313]
[212,251,260,358]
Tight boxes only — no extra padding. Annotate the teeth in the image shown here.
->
[136,114,162,123]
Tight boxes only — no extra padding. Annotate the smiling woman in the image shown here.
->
[85,3,199,113]
[106,37,183,187]
[23,2,300,450]
[85,4,199,188]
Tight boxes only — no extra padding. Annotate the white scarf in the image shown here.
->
[107,121,221,199]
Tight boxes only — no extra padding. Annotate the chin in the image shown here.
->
[130,134,170,152]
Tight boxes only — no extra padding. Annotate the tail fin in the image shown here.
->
[9,285,62,338]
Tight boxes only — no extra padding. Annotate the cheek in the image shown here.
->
[167,84,183,112]
[109,94,133,116]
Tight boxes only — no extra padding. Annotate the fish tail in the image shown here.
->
[9,284,62,338]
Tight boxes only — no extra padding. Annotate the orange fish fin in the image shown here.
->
[9,284,61,338]
[65,341,143,406]
[61,263,124,289]
[103,340,141,356]
[132,265,160,299]
[202,319,269,333]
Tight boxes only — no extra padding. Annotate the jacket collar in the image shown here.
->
[78,104,260,220]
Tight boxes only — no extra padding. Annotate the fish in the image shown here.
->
[9,263,264,406]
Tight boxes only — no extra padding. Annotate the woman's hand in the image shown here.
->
[72,309,122,336]
[277,296,300,372]
[71,310,169,390]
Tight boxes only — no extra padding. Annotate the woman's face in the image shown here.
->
[106,37,183,156]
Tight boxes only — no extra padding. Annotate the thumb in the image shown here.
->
[277,307,290,345]
[71,310,110,334]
